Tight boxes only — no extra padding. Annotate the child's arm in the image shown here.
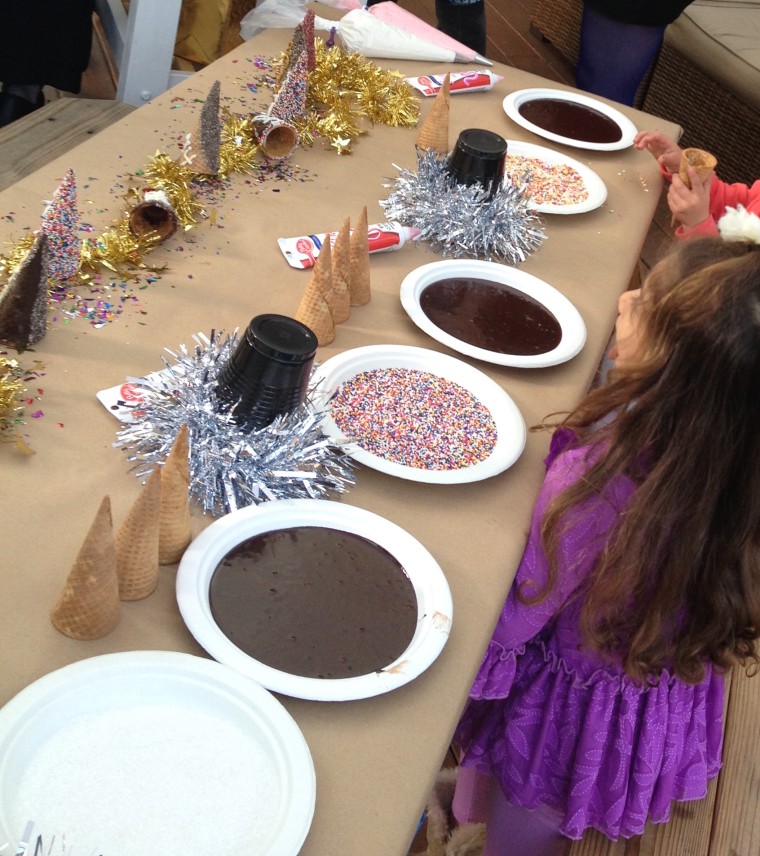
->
[634,130,682,174]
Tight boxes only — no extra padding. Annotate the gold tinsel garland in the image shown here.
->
[1,45,418,285]
[277,41,420,154]
[0,356,35,453]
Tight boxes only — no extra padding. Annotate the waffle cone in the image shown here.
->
[115,466,161,600]
[159,424,193,565]
[312,235,333,308]
[51,496,121,640]
[416,74,450,153]
[331,217,351,323]
[349,206,371,306]
[181,80,222,175]
[182,129,216,175]
[678,148,717,188]
[253,117,299,159]
[128,198,178,242]
[295,276,335,345]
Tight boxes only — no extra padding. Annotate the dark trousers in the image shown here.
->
[435,0,487,57]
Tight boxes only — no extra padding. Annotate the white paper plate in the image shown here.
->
[311,344,526,483]
[177,499,453,702]
[0,651,315,855]
[503,88,637,151]
[504,140,607,214]
[400,259,586,368]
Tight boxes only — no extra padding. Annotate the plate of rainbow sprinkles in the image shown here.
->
[311,344,526,484]
[504,140,607,215]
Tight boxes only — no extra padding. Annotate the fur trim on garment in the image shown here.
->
[425,767,486,856]
[718,205,760,244]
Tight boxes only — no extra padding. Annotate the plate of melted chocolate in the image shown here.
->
[400,259,586,368]
[176,499,453,702]
[502,87,637,151]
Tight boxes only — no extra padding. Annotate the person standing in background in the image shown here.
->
[0,0,95,127]
[435,0,487,57]
[576,1,692,105]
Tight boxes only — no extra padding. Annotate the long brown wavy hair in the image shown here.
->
[537,237,760,684]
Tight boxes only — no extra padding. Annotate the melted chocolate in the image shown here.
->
[209,526,418,679]
[518,98,622,144]
[420,277,563,356]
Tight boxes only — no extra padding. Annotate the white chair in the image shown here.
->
[94,0,192,106]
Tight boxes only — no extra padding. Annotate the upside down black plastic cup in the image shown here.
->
[215,314,318,430]
[447,128,508,200]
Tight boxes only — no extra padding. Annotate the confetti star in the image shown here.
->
[332,137,352,155]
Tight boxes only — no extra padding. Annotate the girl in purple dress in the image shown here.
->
[452,237,760,854]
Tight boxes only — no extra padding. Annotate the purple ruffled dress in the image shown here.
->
[454,429,725,840]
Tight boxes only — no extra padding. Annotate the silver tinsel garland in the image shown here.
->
[380,148,545,264]
[114,330,356,516]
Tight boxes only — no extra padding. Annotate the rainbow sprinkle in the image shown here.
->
[330,368,497,470]
[40,169,81,281]
[506,155,589,206]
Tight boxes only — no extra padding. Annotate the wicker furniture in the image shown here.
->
[642,3,760,185]
[530,0,760,184]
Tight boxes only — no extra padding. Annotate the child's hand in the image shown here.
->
[634,130,682,174]
[668,166,713,228]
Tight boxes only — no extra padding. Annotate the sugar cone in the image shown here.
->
[51,496,121,640]
[0,233,50,352]
[159,424,193,565]
[349,206,371,306]
[180,80,221,175]
[331,217,351,323]
[671,147,718,226]
[115,466,161,600]
[678,147,718,188]
[295,275,335,346]
[416,74,450,153]
[312,234,334,309]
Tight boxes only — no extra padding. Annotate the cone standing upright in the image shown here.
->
[51,496,121,640]
[159,424,193,565]
[330,217,351,324]
[295,236,335,345]
[349,206,371,306]
[416,73,450,153]
[115,466,161,600]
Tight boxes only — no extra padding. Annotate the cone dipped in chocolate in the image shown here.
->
[678,148,718,188]
[331,217,351,323]
[181,80,222,175]
[295,243,335,346]
[416,73,450,153]
[159,424,193,565]
[349,206,371,306]
[0,233,50,352]
[115,466,161,600]
[51,496,121,640]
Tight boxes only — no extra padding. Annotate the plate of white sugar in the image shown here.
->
[0,651,315,856]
